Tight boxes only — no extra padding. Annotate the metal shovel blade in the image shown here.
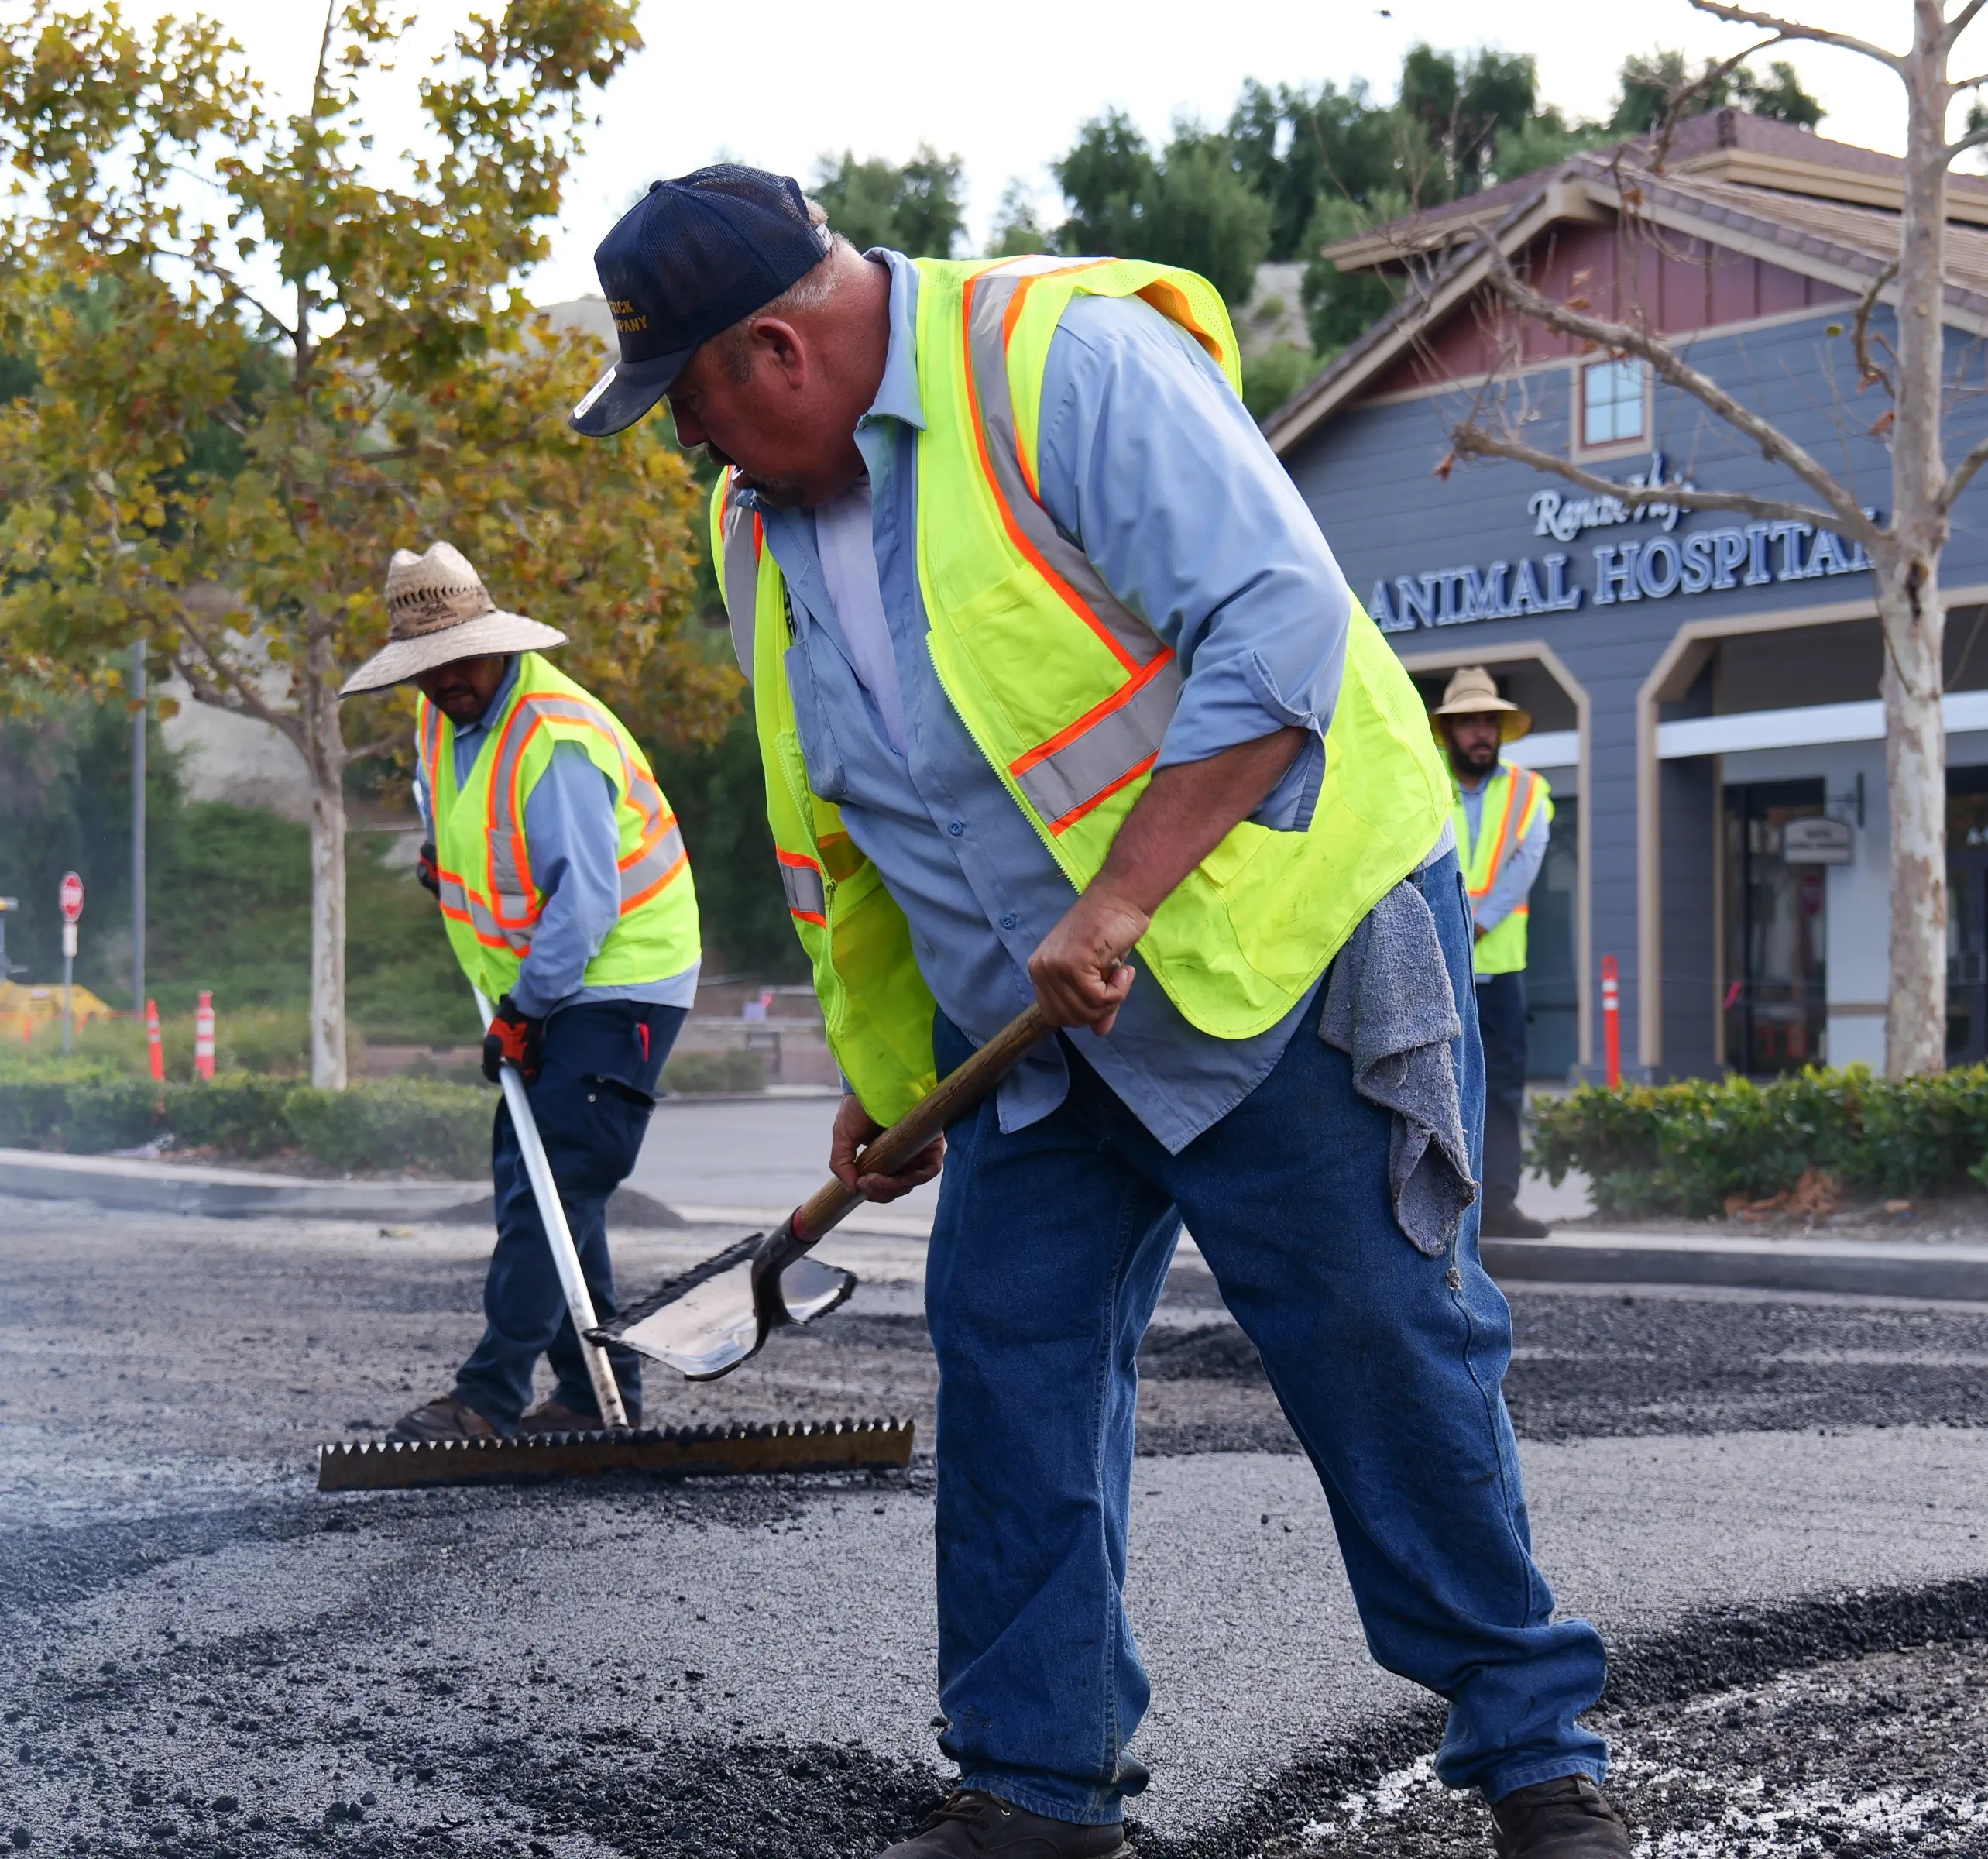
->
[595,1219,856,1382]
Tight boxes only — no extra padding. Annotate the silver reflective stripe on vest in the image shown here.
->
[619,817,688,905]
[779,858,826,919]
[721,479,761,681]
[964,267,1176,677]
[962,264,1183,825]
[1011,660,1182,826]
[486,693,671,938]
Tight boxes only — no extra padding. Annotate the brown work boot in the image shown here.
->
[1488,1775,1630,1857]
[518,1397,641,1435]
[877,1790,1131,1857]
[1480,1201,1552,1239]
[386,1394,498,1443]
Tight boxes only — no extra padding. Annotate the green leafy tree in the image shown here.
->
[986,179,1052,257]
[1050,113,1270,306]
[812,145,966,256]
[1612,47,1825,133]
[1227,77,1400,263]
[0,1,731,1088]
[1397,44,1543,201]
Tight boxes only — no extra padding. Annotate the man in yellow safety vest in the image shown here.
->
[1432,667,1554,1239]
[569,166,1626,1859]
[341,542,700,1443]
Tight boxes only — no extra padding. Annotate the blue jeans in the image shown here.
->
[455,1000,684,1429]
[925,851,1606,1823]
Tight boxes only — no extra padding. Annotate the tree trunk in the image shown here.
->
[303,624,349,1091]
[1880,552,1948,1077]
[1881,1,1955,1077]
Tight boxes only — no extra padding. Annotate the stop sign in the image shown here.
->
[58,871,84,923]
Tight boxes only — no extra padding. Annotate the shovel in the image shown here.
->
[594,1002,1050,1381]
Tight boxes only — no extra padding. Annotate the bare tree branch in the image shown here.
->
[1939,425,1988,514]
[343,734,405,764]
[1948,125,1988,159]
[1471,235,1876,538]
[1688,0,1906,70]
[1447,422,1854,534]
[1651,34,1786,171]
[1947,0,1988,53]
[1852,258,1901,398]
[171,606,307,753]
[1951,70,1988,91]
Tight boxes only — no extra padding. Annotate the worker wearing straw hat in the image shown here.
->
[341,541,702,1441]
[1430,666,1554,1240]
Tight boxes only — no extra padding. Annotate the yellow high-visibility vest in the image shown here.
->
[418,651,700,1002]
[1454,762,1552,977]
[711,256,1450,1122]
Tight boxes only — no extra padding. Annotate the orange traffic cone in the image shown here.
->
[194,991,215,1081]
[145,998,165,1083]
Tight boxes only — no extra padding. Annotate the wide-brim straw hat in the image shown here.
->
[339,541,568,696]
[1429,665,1532,743]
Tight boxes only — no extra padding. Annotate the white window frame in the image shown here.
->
[1571,356,1652,461]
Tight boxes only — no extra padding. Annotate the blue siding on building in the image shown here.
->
[1282,309,1988,1072]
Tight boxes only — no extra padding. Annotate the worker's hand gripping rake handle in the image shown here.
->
[472,985,629,1429]
[597,1003,1049,1381]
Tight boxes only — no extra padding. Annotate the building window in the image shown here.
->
[1581,357,1646,449]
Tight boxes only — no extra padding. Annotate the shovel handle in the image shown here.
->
[792,1002,1050,1242]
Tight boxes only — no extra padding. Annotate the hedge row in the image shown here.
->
[0,1074,492,1178]
[1528,1064,1988,1216]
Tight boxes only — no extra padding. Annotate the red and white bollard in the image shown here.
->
[194,990,216,1081]
[145,998,165,1083]
[1600,956,1622,1089]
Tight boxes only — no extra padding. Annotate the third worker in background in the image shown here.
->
[1433,666,1552,1240]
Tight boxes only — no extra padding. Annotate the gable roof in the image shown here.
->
[1263,109,1988,458]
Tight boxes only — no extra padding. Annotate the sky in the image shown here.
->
[125,0,1919,305]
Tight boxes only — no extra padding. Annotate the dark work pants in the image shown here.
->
[453,1000,685,1429]
[1475,970,1528,1211]
[925,850,1605,1819]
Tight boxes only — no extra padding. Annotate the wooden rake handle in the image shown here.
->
[791,1003,1050,1243]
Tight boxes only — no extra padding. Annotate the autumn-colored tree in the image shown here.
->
[0,2,735,1088]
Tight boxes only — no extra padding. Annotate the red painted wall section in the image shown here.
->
[1360,220,1853,399]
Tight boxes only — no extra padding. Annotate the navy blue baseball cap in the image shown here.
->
[569,164,832,438]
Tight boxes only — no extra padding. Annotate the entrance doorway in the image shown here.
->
[1723,780,1828,1074]
[1947,771,1988,1063]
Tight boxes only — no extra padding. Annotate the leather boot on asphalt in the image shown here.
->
[518,1397,641,1435]
[1489,1775,1631,1858]
[386,1394,498,1443]
[877,1790,1132,1857]
[1480,1201,1552,1239]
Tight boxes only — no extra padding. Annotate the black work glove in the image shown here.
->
[482,993,544,1084]
[415,840,441,899]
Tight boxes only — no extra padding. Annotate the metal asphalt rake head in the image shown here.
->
[593,1003,1052,1383]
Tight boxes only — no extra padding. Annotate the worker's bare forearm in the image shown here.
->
[1086,726,1309,916]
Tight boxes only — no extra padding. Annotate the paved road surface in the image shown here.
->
[2,1194,1983,1858]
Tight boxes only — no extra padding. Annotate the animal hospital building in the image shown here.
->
[1269,109,1988,1082]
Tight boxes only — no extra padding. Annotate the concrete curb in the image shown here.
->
[8,1149,1988,1301]
[0,1147,488,1222]
[1483,1228,1988,1302]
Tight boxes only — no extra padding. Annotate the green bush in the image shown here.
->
[1529,1064,1988,1216]
[661,1049,766,1094]
[0,1074,492,1177]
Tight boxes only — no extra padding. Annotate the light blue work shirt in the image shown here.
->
[1457,761,1552,944]
[740,251,1369,1153]
[413,655,699,1020]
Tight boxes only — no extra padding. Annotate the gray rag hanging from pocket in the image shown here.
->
[1320,875,1478,1257]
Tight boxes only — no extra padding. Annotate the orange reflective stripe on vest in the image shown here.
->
[1466,767,1541,899]
[960,263,1183,833]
